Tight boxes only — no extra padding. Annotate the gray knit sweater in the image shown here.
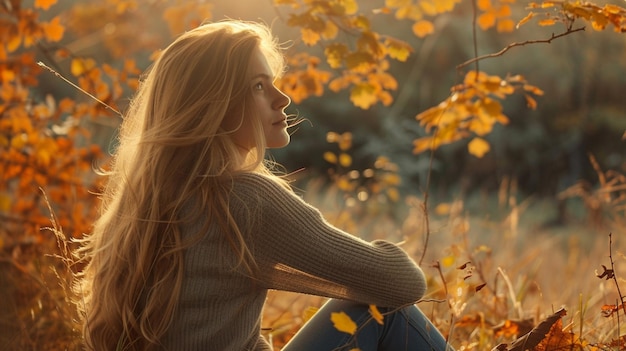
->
[163,173,426,350]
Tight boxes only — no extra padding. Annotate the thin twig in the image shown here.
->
[471,0,479,75]
[456,26,586,71]
[608,233,626,315]
[37,61,123,117]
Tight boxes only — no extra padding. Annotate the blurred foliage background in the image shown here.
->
[1,0,626,350]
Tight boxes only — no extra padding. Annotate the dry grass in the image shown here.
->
[1,173,625,350]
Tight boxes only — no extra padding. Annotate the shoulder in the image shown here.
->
[230,172,319,218]
[231,172,293,197]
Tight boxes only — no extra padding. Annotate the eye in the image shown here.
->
[253,82,264,91]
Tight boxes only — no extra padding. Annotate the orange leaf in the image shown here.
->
[516,12,534,28]
[34,0,57,10]
[42,16,65,42]
[412,20,435,38]
[477,12,497,30]
[538,18,557,26]
[497,19,515,32]
[477,0,491,11]
[524,94,537,109]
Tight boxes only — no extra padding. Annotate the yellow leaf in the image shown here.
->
[350,83,377,109]
[381,173,401,186]
[412,20,434,38]
[339,0,358,15]
[71,58,96,76]
[434,0,461,13]
[468,137,490,158]
[324,151,338,164]
[339,153,352,167]
[330,311,357,335]
[338,132,352,151]
[413,136,436,154]
[325,44,348,69]
[369,305,384,325]
[435,203,451,215]
[35,0,57,10]
[322,21,339,40]
[353,15,370,30]
[345,52,375,72]
[386,188,400,202]
[481,98,502,116]
[385,38,412,62]
[42,16,65,42]
[441,255,456,267]
[301,28,321,46]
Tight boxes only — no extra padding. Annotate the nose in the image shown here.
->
[272,85,291,110]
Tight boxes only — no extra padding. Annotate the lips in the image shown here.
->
[272,118,287,126]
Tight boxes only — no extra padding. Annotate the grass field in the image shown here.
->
[1,175,625,350]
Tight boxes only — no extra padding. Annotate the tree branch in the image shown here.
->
[456,26,586,71]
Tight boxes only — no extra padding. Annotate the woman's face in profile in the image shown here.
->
[228,47,291,151]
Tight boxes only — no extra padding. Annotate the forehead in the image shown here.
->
[248,47,274,78]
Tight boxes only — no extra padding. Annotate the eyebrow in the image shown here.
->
[250,73,274,81]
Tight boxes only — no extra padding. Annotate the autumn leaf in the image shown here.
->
[538,17,557,26]
[330,311,357,335]
[468,137,490,158]
[338,132,352,151]
[350,82,377,109]
[596,264,614,280]
[517,12,535,28]
[325,43,349,69]
[385,38,412,61]
[301,28,321,46]
[369,305,384,325]
[497,19,515,32]
[35,0,57,10]
[42,17,65,42]
[412,20,435,38]
[324,151,338,164]
[478,12,497,30]
[71,58,96,77]
[497,308,567,351]
[339,153,352,167]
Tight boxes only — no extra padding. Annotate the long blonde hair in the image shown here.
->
[76,20,288,350]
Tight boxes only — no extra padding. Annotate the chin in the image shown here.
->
[267,136,290,149]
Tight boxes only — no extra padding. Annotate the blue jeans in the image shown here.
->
[282,299,453,351]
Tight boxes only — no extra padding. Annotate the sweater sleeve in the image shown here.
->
[231,173,426,308]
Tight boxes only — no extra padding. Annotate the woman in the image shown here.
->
[76,20,451,351]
